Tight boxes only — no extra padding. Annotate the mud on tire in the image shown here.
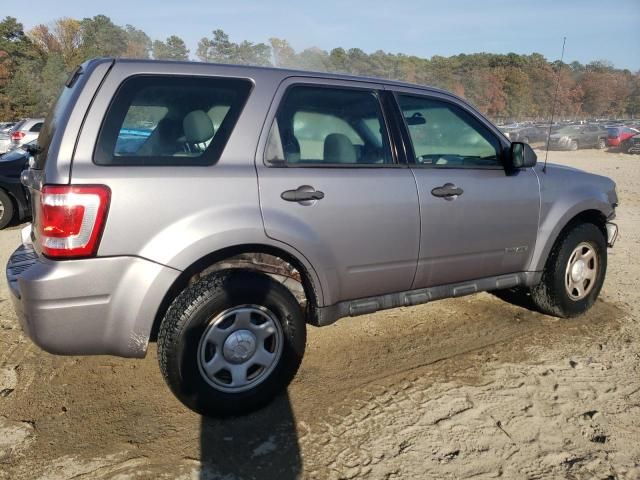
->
[528,223,607,318]
[157,269,306,417]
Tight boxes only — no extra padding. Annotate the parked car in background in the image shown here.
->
[0,140,33,228]
[9,118,45,149]
[548,124,608,150]
[0,122,17,134]
[0,132,12,154]
[627,134,640,154]
[606,126,639,149]
[503,125,548,144]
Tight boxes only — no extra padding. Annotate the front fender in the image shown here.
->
[529,178,614,272]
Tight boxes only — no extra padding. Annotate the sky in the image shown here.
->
[4,0,640,70]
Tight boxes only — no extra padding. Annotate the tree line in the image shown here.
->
[1,14,638,122]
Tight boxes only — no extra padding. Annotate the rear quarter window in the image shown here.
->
[95,75,252,166]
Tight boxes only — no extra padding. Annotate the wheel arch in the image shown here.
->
[529,207,608,273]
[0,182,30,222]
[149,243,322,340]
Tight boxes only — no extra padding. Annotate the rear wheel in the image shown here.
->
[597,138,606,149]
[529,223,606,317]
[158,269,306,417]
[569,140,579,151]
[0,190,14,229]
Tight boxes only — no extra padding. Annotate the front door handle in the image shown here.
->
[281,185,325,203]
[431,183,463,199]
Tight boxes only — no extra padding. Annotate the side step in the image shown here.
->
[312,271,541,327]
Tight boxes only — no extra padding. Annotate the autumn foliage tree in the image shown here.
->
[1,14,638,122]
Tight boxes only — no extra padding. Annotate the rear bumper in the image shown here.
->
[6,241,180,358]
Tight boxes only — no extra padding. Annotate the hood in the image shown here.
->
[0,147,29,163]
[537,162,618,208]
[0,149,29,177]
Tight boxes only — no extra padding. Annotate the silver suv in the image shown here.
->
[6,59,619,416]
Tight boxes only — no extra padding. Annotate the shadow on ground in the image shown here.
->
[200,393,301,479]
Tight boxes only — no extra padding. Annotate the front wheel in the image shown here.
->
[158,269,306,417]
[597,138,606,150]
[569,140,579,151]
[529,223,607,317]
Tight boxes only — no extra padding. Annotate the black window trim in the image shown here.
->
[93,73,254,167]
[29,122,43,133]
[390,90,507,171]
[264,82,405,169]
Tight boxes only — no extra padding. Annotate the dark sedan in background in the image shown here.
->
[0,140,33,228]
[503,124,548,144]
[547,124,608,151]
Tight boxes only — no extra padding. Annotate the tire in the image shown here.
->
[158,269,306,417]
[620,140,630,153]
[569,140,579,151]
[597,138,606,150]
[529,223,607,318]
[0,189,15,229]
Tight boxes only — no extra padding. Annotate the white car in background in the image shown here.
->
[8,118,44,150]
[0,133,11,154]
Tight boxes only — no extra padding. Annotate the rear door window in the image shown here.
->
[264,85,393,166]
[95,75,252,166]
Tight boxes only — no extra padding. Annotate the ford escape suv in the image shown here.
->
[6,59,618,416]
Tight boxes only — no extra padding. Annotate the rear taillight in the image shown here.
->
[39,185,111,258]
[11,131,25,142]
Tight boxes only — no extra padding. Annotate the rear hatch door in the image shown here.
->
[23,59,114,254]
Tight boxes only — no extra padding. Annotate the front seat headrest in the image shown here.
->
[183,110,215,143]
[324,133,356,163]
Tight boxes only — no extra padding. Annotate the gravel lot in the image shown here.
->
[1,149,639,479]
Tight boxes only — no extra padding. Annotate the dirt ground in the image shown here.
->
[1,149,639,480]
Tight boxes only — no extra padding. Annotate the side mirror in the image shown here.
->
[509,142,537,169]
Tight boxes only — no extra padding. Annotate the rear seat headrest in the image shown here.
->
[183,110,214,143]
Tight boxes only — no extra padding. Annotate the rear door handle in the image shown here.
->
[431,183,463,199]
[281,186,325,203]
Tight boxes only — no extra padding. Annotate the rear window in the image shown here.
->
[11,120,26,132]
[95,75,252,166]
[607,127,620,137]
[34,79,80,169]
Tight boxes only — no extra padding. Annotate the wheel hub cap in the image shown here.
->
[223,329,257,363]
[571,260,586,282]
[197,305,284,393]
[564,242,598,300]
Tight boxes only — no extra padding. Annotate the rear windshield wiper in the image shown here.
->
[25,144,42,156]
